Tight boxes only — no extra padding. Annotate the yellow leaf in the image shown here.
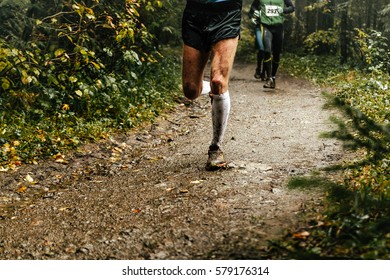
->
[2,143,10,152]
[90,61,101,69]
[293,231,310,239]
[86,13,96,20]
[53,153,68,164]
[69,76,78,83]
[17,185,27,193]
[75,90,83,97]
[54,48,65,57]
[1,77,10,90]
[0,166,9,172]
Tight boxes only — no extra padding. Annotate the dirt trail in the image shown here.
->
[0,63,344,259]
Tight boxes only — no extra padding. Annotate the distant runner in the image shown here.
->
[249,0,295,89]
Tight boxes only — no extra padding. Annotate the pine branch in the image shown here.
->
[322,94,390,163]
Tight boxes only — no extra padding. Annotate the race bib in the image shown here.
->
[265,5,282,17]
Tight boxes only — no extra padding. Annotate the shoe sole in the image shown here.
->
[205,162,227,171]
[263,83,275,89]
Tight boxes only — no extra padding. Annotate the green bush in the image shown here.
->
[350,29,390,73]
[304,29,339,55]
[0,0,181,169]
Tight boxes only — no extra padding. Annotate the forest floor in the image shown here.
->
[0,63,347,259]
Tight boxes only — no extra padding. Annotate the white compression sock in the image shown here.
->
[210,91,230,149]
[201,80,211,95]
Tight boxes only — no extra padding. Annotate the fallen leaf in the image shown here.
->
[65,245,77,254]
[112,147,123,153]
[190,180,203,184]
[12,140,20,146]
[293,231,310,239]
[17,185,27,193]
[25,174,34,183]
[43,240,54,246]
[53,153,68,164]
[109,157,120,163]
[30,219,43,226]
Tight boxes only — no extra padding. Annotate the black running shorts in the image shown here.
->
[182,1,242,52]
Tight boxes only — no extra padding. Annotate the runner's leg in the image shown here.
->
[182,44,210,100]
[271,25,284,78]
[209,37,238,150]
[255,26,265,79]
[262,27,273,79]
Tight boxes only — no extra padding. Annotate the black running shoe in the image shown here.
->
[254,68,262,79]
[263,77,275,89]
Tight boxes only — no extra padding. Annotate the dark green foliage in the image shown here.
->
[0,0,31,41]
[139,0,185,47]
[350,29,390,73]
[380,4,390,34]
[0,1,181,168]
[323,95,390,163]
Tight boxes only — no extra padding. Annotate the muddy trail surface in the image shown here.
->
[0,63,345,260]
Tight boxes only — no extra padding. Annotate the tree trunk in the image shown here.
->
[340,8,349,64]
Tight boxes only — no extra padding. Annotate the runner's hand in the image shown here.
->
[251,10,260,25]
